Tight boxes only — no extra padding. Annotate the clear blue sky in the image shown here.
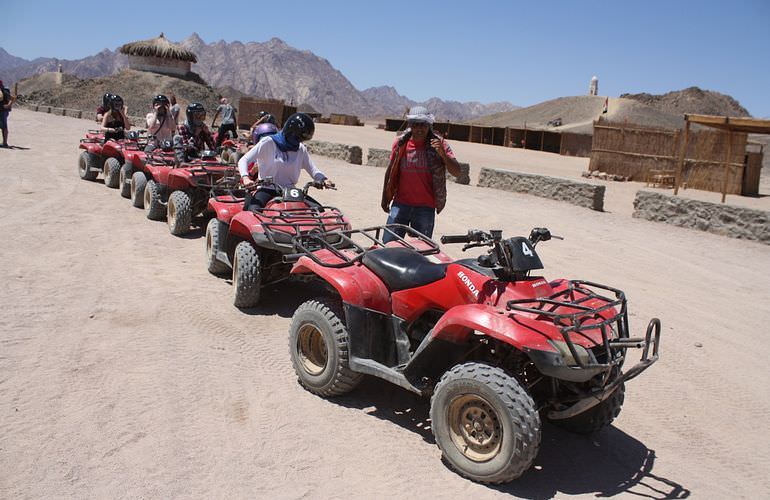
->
[2,0,769,116]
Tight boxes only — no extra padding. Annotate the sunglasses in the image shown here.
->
[408,121,430,128]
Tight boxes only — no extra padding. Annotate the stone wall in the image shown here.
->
[366,148,390,168]
[305,140,362,165]
[365,148,470,184]
[633,190,770,244]
[477,168,605,211]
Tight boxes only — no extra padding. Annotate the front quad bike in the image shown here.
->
[77,130,105,181]
[206,180,349,308]
[77,130,146,186]
[286,226,662,484]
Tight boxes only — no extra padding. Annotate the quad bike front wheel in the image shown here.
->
[167,190,192,236]
[548,383,625,434]
[430,362,541,484]
[288,297,363,396]
[205,218,230,276]
[144,180,165,220]
[118,163,132,198]
[103,157,121,189]
[78,151,99,181]
[232,241,262,308]
[130,172,147,208]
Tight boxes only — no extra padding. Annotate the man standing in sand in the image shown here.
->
[211,97,237,148]
[381,106,461,242]
[0,80,14,148]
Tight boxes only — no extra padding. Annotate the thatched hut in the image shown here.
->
[119,33,197,78]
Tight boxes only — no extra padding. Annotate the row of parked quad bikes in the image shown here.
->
[77,128,662,484]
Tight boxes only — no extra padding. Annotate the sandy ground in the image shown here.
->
[1,109,769,499]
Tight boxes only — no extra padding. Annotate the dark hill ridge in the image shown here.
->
[1,35,516,121]
[620,87,750,118]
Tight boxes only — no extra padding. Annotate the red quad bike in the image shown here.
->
[205,179,350,308]
[77,130,146,189]
[124,144,177,205]
[285,225,662,484]
[163,157,238,236]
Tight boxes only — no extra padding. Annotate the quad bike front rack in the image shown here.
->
[285,224,440,268]
[249,205,350,251]
[507,280,660,384]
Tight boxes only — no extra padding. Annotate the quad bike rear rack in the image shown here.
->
[250,206,349,251]
[182,164,238,189]
[285,224,440,268]
[507,279,660,390]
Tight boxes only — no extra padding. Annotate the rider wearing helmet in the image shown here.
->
[248,111,277,141]
[173,102,215,164]
[145,94,177,152]
[96,92,112,123]
[101,94,130,141]
[238,112,333,208]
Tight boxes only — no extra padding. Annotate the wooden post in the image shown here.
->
[540,130,544,151]
[721,129,732,203]
[559,132,564,155]
[674,119,691,195]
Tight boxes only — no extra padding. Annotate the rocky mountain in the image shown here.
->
[359,85,519,121]
[1,35,516,120]
[0,48,31,71]
[1,49,127,91]
[620,87,750,118]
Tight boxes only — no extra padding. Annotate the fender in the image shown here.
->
[167,168,195,191]
[101,141,123,160]
[208,197,243,224]
[431,303,557,352]
[124,150,147,171]
[291,256,391,314]
[79,142,102,155]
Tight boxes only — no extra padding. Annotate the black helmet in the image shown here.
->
[160,139,174,152]
[282,112,314,142]
[153,94,169,106]
[110,94,124,111]
[186,102,206,126]
[259,111,277,125]
[102,92,112,108]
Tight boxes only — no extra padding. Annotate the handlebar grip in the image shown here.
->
[441,235,471,244]
[282,253,305,263]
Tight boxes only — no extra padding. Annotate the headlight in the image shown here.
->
[549,340,593,367]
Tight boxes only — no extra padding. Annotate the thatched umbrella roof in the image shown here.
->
[119,33,197,63]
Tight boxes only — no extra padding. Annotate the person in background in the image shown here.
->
[0,80,14,148]
[381,106,461,242]
[101,94,130,141]
[173,102,215,164]
[238,112,333,209]
[169,93,180,123]
[145,94,177,152]
[211,97,238,148]
[96,92,111,123]
[248,111,277,141]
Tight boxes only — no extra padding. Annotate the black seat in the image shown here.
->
[362,247,447,291]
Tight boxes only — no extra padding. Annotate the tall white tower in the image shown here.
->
[589,76,599,96]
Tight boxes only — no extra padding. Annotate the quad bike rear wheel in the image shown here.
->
[78,151,99,181]
[118,164,132,198]
[288,297,363,396]
[232,241,262,307]
[430,362,541,484]
[144,180,165,220]
[103,157,121,189]
[548,383,625,434]
[130,171,147,208]
[205,218,230,276]
[167,190,192,235]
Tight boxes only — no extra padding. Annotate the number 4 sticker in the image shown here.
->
[522,241,533,257]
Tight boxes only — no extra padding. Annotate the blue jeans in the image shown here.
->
[383,202,436,243]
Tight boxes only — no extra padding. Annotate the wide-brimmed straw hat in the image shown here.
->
[406,106,434,125]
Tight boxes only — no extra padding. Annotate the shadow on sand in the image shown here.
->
[333,377,690,499]
[235,280,329,319]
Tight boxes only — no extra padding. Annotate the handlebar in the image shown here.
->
[440,234,473,244]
